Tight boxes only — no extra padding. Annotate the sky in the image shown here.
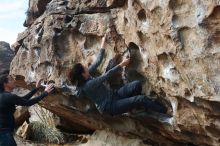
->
[0,0,28,45]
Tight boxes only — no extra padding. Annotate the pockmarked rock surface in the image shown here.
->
[10,0,220,145]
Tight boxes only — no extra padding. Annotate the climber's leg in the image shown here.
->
[105,95,167,115]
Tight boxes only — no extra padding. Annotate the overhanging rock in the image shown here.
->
[11,0,220,145]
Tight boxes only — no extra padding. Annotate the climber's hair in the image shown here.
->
[0,74,9,92]
[68,63,86,87]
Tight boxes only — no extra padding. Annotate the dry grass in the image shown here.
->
[29,121,65,144]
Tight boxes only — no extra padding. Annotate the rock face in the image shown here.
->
[10,0,220,145]
[0,41,14,74]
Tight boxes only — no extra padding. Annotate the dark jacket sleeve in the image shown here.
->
[22,88,38,99]
[89,49,105,74]
[88,65,122,87]
[7,92,48,106]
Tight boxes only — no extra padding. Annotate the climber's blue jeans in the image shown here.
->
[0,131,17,146]
[104,80,167,115]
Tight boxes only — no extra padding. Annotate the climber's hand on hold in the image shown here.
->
[119,57,130,67]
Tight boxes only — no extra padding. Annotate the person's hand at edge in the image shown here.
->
[100,32,108,49]
[36,79,43,89]
[44,83,54,94]
[119,57,130,67]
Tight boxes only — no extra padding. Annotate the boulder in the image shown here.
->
[0,41,14,74]
[11,0,220,145]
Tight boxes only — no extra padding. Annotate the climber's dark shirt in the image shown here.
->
[0,88,48,131]
[79,49,122,113]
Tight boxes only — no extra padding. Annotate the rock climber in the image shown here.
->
[68,34,167,115]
